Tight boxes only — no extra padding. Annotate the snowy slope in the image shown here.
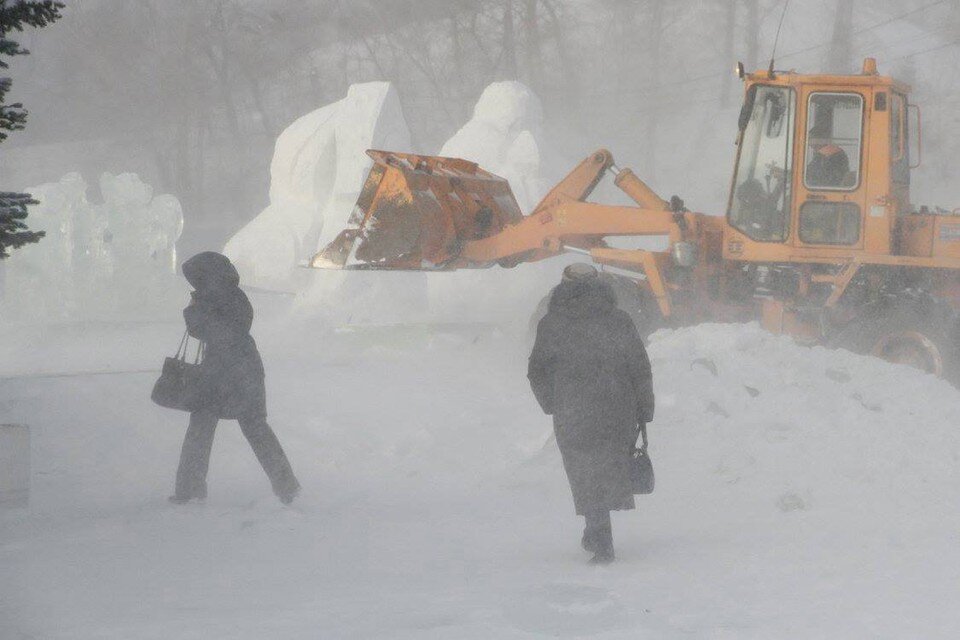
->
[3,317,960,638]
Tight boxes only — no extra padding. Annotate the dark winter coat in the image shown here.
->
[182,252,266,420]
[528,277,655,515]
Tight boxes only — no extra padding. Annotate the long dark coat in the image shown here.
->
[182,252,266,420]
[528,277,655,515]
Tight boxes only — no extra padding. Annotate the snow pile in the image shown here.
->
[224,82,412,292]
[1,172,183,322]
[645,323,960,520]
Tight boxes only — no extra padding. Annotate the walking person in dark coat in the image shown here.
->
[169,251,300,505]
[528,263,655,564]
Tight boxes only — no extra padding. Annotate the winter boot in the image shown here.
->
[168,485,207,505]
[581,528,598,553]
[588,525,615,565]
[278,485,300,505]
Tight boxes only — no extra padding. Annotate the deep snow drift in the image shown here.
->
[2,317,960,638]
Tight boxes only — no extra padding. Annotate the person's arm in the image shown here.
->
[527,316,557,415]
[183,293,212,341]
[183,290,252,343]
[620,312,655,424]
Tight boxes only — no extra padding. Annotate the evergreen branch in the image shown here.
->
[0,190,44,259]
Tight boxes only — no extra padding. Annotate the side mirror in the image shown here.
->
[735,61,746,80]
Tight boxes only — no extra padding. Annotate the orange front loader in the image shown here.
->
[313,59,960,382]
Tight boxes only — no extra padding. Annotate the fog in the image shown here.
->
[4,0,959,254]
[3,1,960,638]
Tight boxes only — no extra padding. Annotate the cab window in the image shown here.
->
[804,93,863,190]
[729,85,795,242]
[799,202,860,245]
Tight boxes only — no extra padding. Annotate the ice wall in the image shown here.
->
[0,172,184,322]
[224,82,412,292]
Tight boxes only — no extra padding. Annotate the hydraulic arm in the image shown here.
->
[310,149,693,273]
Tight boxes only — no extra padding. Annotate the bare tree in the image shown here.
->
[721,0,737,106]
[745,0,760,71]
[826,0,855,74]
[523,0,542,93]
[503,0,518,79]
[643,0,663,176]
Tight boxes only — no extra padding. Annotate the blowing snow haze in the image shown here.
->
[3,1,960,638]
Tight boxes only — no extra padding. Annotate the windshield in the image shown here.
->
[728,85,795,242]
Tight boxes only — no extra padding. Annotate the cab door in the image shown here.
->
[793,88,869,251]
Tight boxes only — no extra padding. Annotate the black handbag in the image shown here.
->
[151,331,205,413]
[630,423,655,495]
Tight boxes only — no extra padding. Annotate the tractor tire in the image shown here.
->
[829,297,960,385]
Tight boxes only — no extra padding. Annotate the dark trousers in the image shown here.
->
[584,508,613,551]
[174,410,300,500]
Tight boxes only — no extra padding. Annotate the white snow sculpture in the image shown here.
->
[1,172,184,322]
[439,81,546,213]
[224,82,412,292]
[427,81,554,323]
[95,172,184,316]
[1,173,90,320]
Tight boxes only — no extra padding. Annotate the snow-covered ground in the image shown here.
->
[2,314,960,639]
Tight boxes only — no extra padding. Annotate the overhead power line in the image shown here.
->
[779,0,950,61]
[593,1,956,103]
[888,38,960,62]
[639,0,953,94]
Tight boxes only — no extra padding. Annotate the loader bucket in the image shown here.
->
[310,150,524,270]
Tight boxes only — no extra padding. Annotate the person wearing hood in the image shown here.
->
[170,251,300,505]
[528,263,655,564]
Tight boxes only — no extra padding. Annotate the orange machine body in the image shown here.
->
[312,58,960,377]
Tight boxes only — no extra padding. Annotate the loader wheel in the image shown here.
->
[830,299,960,383]
[871,331,943,376]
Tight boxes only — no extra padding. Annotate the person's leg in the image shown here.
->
[585,508,614,564]
[173,410,219,501]
[237,415,300,503]
[581,520,598,553]
[582,509,604,552]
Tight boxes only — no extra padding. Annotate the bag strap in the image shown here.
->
[175,330,206,364]
[192,339,205,365]
[175,331,189,361]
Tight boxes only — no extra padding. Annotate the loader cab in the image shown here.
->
[725,58,912,263]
